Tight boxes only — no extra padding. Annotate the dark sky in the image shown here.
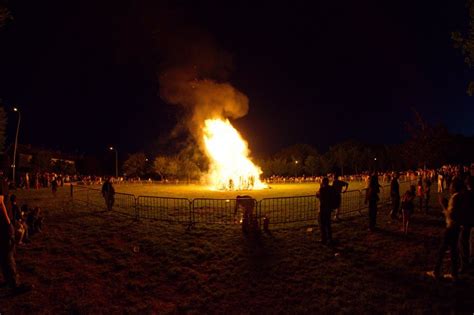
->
[0,0,471,158]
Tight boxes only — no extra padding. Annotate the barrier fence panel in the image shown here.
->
[340,190,364,217]
[258,195,318,226]
[192,198,244,225]
[72,185,136,216]
[137,196,191,223]
[113,192,137,217]
[72,185,104,209]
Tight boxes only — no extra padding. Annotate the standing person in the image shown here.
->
[316,177,335,245]
[365,174,381,231]
[460,176,474,272]
[25,172,30,191]
[416,178,424,212]
[424,177,432,213]
[332,174,349,221]
[426,179,464,281]
[401,185,416,235]
[0,158,33,294]
[390,172,400,220]
[102,177,115,211]
[437,171,444,193]
[51,177,58,197]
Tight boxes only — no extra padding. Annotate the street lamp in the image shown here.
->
[12,107,20,185]
[109,146,118,178]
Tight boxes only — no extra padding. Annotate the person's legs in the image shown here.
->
[448,227,460,279]
[369,201,377,230]
[391,196,400,219]
[318,212,326,243]
[434,231,448,277]
[0,239,19,288]
[322,210,332,242]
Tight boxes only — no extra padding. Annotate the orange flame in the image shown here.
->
[203,118,267,190]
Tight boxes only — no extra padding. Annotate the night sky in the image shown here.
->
[0,0,471,158]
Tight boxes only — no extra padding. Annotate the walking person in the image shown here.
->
[426,178,464,282]
[401,185,416,235]
[390,172,400,220]
[316,177,335,245]
[332,174,349,221]
[365,174,381,231]
[102,177,115,211]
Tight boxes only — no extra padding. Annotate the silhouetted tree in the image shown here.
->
[123,152,148,177]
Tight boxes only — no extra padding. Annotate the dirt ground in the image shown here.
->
[1,187,473,314]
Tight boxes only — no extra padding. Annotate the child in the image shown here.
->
[401,185,416,235]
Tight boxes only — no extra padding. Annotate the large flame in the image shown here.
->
[203,118,267,190]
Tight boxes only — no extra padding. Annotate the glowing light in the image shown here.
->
[203,118,267,190]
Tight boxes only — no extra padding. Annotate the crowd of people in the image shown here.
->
[316,164,474,282]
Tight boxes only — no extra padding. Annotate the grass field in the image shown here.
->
[1,186,474,314]
[102,182,369,200]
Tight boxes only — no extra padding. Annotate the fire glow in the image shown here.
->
[203,118,267,190]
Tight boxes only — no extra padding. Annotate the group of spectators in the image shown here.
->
[316,164,474,282]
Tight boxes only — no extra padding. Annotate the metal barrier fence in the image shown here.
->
[258,195,318,226]
[191,198,242,225]
[70,180,417,227]
[71,185,137,217]
[137,196,191,223]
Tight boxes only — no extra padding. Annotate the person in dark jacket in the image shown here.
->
[101,177,115,211]
[365,174,381,231]
[316,177,336,245]
[390,172,400,220]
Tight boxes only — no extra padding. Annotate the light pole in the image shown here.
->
[109,146,118,178]
[12,107,20,185]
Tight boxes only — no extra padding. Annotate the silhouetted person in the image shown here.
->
[401,185,416,235]
[427,178,464,281]
[316,177,335,245]
[424,177,432,213]
[101,177,115,211]
[365,174,380,231]
[51,177,58,197]
[460,176,474,272]
[332,175,348,221]
[416,178,424,212]
[0,158,33,294]
[390,172,400,220]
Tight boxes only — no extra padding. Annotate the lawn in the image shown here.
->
[96,181,370,200]
[1,186,473,314]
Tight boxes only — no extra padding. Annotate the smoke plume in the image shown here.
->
[154,9,249,137]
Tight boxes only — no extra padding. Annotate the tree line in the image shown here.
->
[121,112,474,180]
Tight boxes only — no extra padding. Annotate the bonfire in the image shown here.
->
[203,118,267,191]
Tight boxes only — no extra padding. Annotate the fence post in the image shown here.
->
[358,190,363,215]
[86,188,89,207]
[70,184,73,199]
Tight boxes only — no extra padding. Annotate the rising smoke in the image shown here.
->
[154,8,249,138]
